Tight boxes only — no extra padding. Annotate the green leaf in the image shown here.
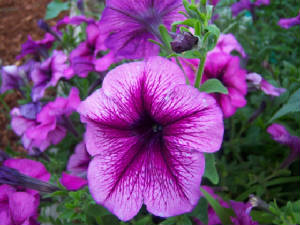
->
[188,197,208,224]
[200,188,235,225]
[159,24,172,49]
[45,0,70,20]
[176,215,192,225]
[203,154,219,184]
[86,204,112,218]
[171,19,198,32]
[160,217,178,225]
[250,210,274,224]
[199,79,228,94]
[270,88,300,121]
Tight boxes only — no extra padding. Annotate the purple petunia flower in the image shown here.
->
[31,50,74,101]
[98,0,184,60]
[231,0,269,17]
[78,57,224,221]
[56,15,94,29]
[17,33,55,60]
[11,88,80,154]
[209,33,246,58]
[278,10,300,29]
[0,158,51,225]
[67,141,90,177]
[0,65,24,94]
[70,22,115,77]
[246,73,286,96]
[60,172,88,191]
[203,52,247,117]
[195,187,258,225]
[267,124,300,168]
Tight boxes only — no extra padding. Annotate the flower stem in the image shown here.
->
[194,53,207,88]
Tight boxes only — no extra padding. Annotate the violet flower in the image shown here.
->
[26,88,81,149]
[209,33,246,58]
[11,88,80,153]
[31,50,74,101]
[17,33,55,60]
[1,60,36,94]
[0,65,24,94]
[67,141,90,177]
[0,158,51,225]
[195,187,258,225]
[55,15,94,29]
[278,10,300,29]
[60,172,88,191]
[98,0,184,60]
[203,52,247,117]
[78,57,224,221]
[246,73,286,96]
[231,0,269,17]
[70,23,114,77]
[267,124,300,168]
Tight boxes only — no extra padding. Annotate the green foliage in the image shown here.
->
[199,79,228,94]
[45,0,70,20]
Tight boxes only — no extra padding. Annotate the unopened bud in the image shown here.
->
[171,32,198,53]
[0,166,59,193]
[77,0,85,13]
[37,19,51,33]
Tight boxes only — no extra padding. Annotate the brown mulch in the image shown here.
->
[0,0,68,153]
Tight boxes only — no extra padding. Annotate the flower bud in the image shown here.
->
[0,166,59,193]
[171,32,198,53]
[37,19,51,33]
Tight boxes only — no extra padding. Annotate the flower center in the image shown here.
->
[132,112,163,138]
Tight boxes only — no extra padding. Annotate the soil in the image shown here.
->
[0,0,68,153]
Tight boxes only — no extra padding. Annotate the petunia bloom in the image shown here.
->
[0,158,51,225]
[78,57,224,221]
[0,65,24,94]
[195,187,258,225]
[203,52,247,117]
[11,88,80,154]
[31,50,74,101]
[60,172,88,191]
[209,33,246,58]
[67,141,90,177]
[278,10,300,29]
[246,73,286,96]
[267,124,300,168]
[99,0,184,59]
[70,22,115,77]
[17,34,55,60]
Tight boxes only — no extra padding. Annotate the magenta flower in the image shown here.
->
[70,23,115,77]
[17,33,55,60]
[195,187,258,225]
[278,10,300,29]
[0,65,24,94]
[56,15,94,29]
[26,88,80,149]
[0,158,50,225]
[60,172,88,191]
[99,0,184,59]
[203,52,247,117]
[267,124,300,168]
[31,50,74,101]
[175,33,246,84]
[11,88,80,153]
[78,57,223,221]
[209,33,246,58]
[67,141,90,177]
[246,73,286,96]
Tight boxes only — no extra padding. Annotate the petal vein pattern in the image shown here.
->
[78,57,223,221]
